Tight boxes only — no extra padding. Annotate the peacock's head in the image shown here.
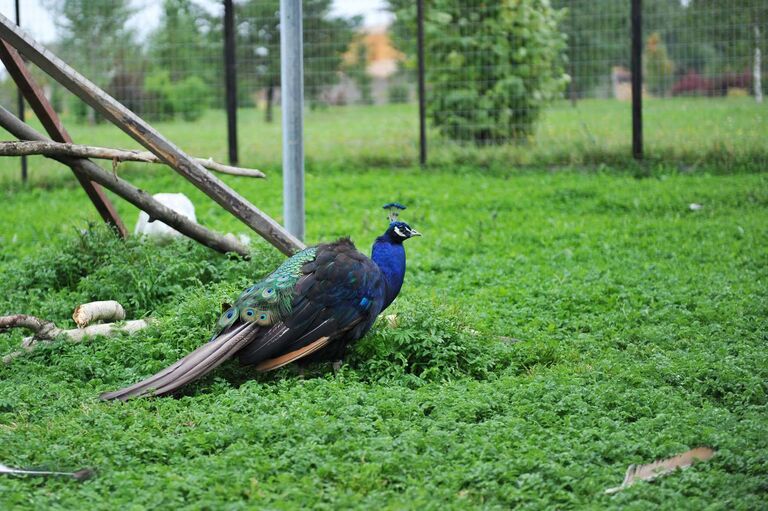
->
[382,202,421,242]
[386,221,421,242]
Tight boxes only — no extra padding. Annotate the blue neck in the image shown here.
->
[371,235,406,310]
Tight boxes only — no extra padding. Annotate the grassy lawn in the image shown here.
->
[1,97,766,189]
[0,154,766,508]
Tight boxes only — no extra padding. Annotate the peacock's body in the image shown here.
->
[101,205,420,400]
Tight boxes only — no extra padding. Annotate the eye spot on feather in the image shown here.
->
[262,287,277,300]
[256,310,273,326]
[218,307,239,328]
[241,308,259,322]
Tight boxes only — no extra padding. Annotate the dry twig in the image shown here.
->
[0,140,266,178]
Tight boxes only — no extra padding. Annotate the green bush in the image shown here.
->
[172,76,209,121]
[424,0,568,144]
[349,297,510,383]
[388,83,410,104]
[144,70,209,122]
[645,32,675,97]
[143,70,176,122]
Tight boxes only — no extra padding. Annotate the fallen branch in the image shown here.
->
[0,463,93,481]
[1,302,151,364]
[0,140,266,178]
[605,447,716,494]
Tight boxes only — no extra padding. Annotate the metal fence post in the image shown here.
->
[223,0,239,165]
[631,0,643,160]
[280,0,305,241]
[417,0,427,167]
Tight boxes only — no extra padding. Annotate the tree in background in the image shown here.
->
[644,32,675,96]
[146,0,217,121]
[343,38,373,105]
[684,0,767,76]
[389,0,568,144]
[236,0,359,122]
[44,0,139,123]
[552,0,628,99]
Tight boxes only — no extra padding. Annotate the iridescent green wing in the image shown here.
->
[212,247,318,337]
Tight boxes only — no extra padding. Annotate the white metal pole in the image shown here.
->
[280,0,305,241]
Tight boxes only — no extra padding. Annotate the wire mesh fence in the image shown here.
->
[0,0,765,181]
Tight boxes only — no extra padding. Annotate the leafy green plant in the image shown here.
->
[645,32,675,97]
[388,83,410,104]
[350,297,509,383]
[391,0,568,144]
[144,70,209,122]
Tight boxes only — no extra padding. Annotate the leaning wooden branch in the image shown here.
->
[0,140,266,178]
[0,15,304,255]
[1,303,150,364]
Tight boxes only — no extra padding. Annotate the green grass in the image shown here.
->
[1,97,766,189]
[1,160,767,508]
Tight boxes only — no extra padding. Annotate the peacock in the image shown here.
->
[100,203,420,400]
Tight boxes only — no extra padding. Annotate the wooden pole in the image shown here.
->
[0,14,303,256]
[630,0,643,160]
[0,39,127,237]
[417,0,427,167]
[223,0,239,165]
[13,0,26,183]
[280,0,305,241]
[0,106,249,257]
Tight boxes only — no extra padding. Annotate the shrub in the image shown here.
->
[425,0,568,144]
[143,70,176,122]
[388,83,410,104]
[144,70,209,122]
[645,32,675,97]
[349,297,510,383]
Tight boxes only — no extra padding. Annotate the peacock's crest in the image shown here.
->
[383,202,407,223]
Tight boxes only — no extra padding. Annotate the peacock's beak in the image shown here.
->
[409,229,422,237]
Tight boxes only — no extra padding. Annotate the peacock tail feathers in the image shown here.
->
[212,247,318,337]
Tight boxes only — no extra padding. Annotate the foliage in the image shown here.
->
[350,298,507,383]
[2,97,766,183]
[236,0,360,117]
[144,70,210,122]
[391,0,569,144]
[147,0,223,111]
[44,0,139,123]
[645,32,675,97]
[343,39,374,105]
[388,83,410,104]
[1,164,767,508]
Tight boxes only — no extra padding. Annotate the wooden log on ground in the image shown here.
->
[0,140,266,178]
[0,106,249,257]
[1,312,150,365]
[0,15,304,256]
